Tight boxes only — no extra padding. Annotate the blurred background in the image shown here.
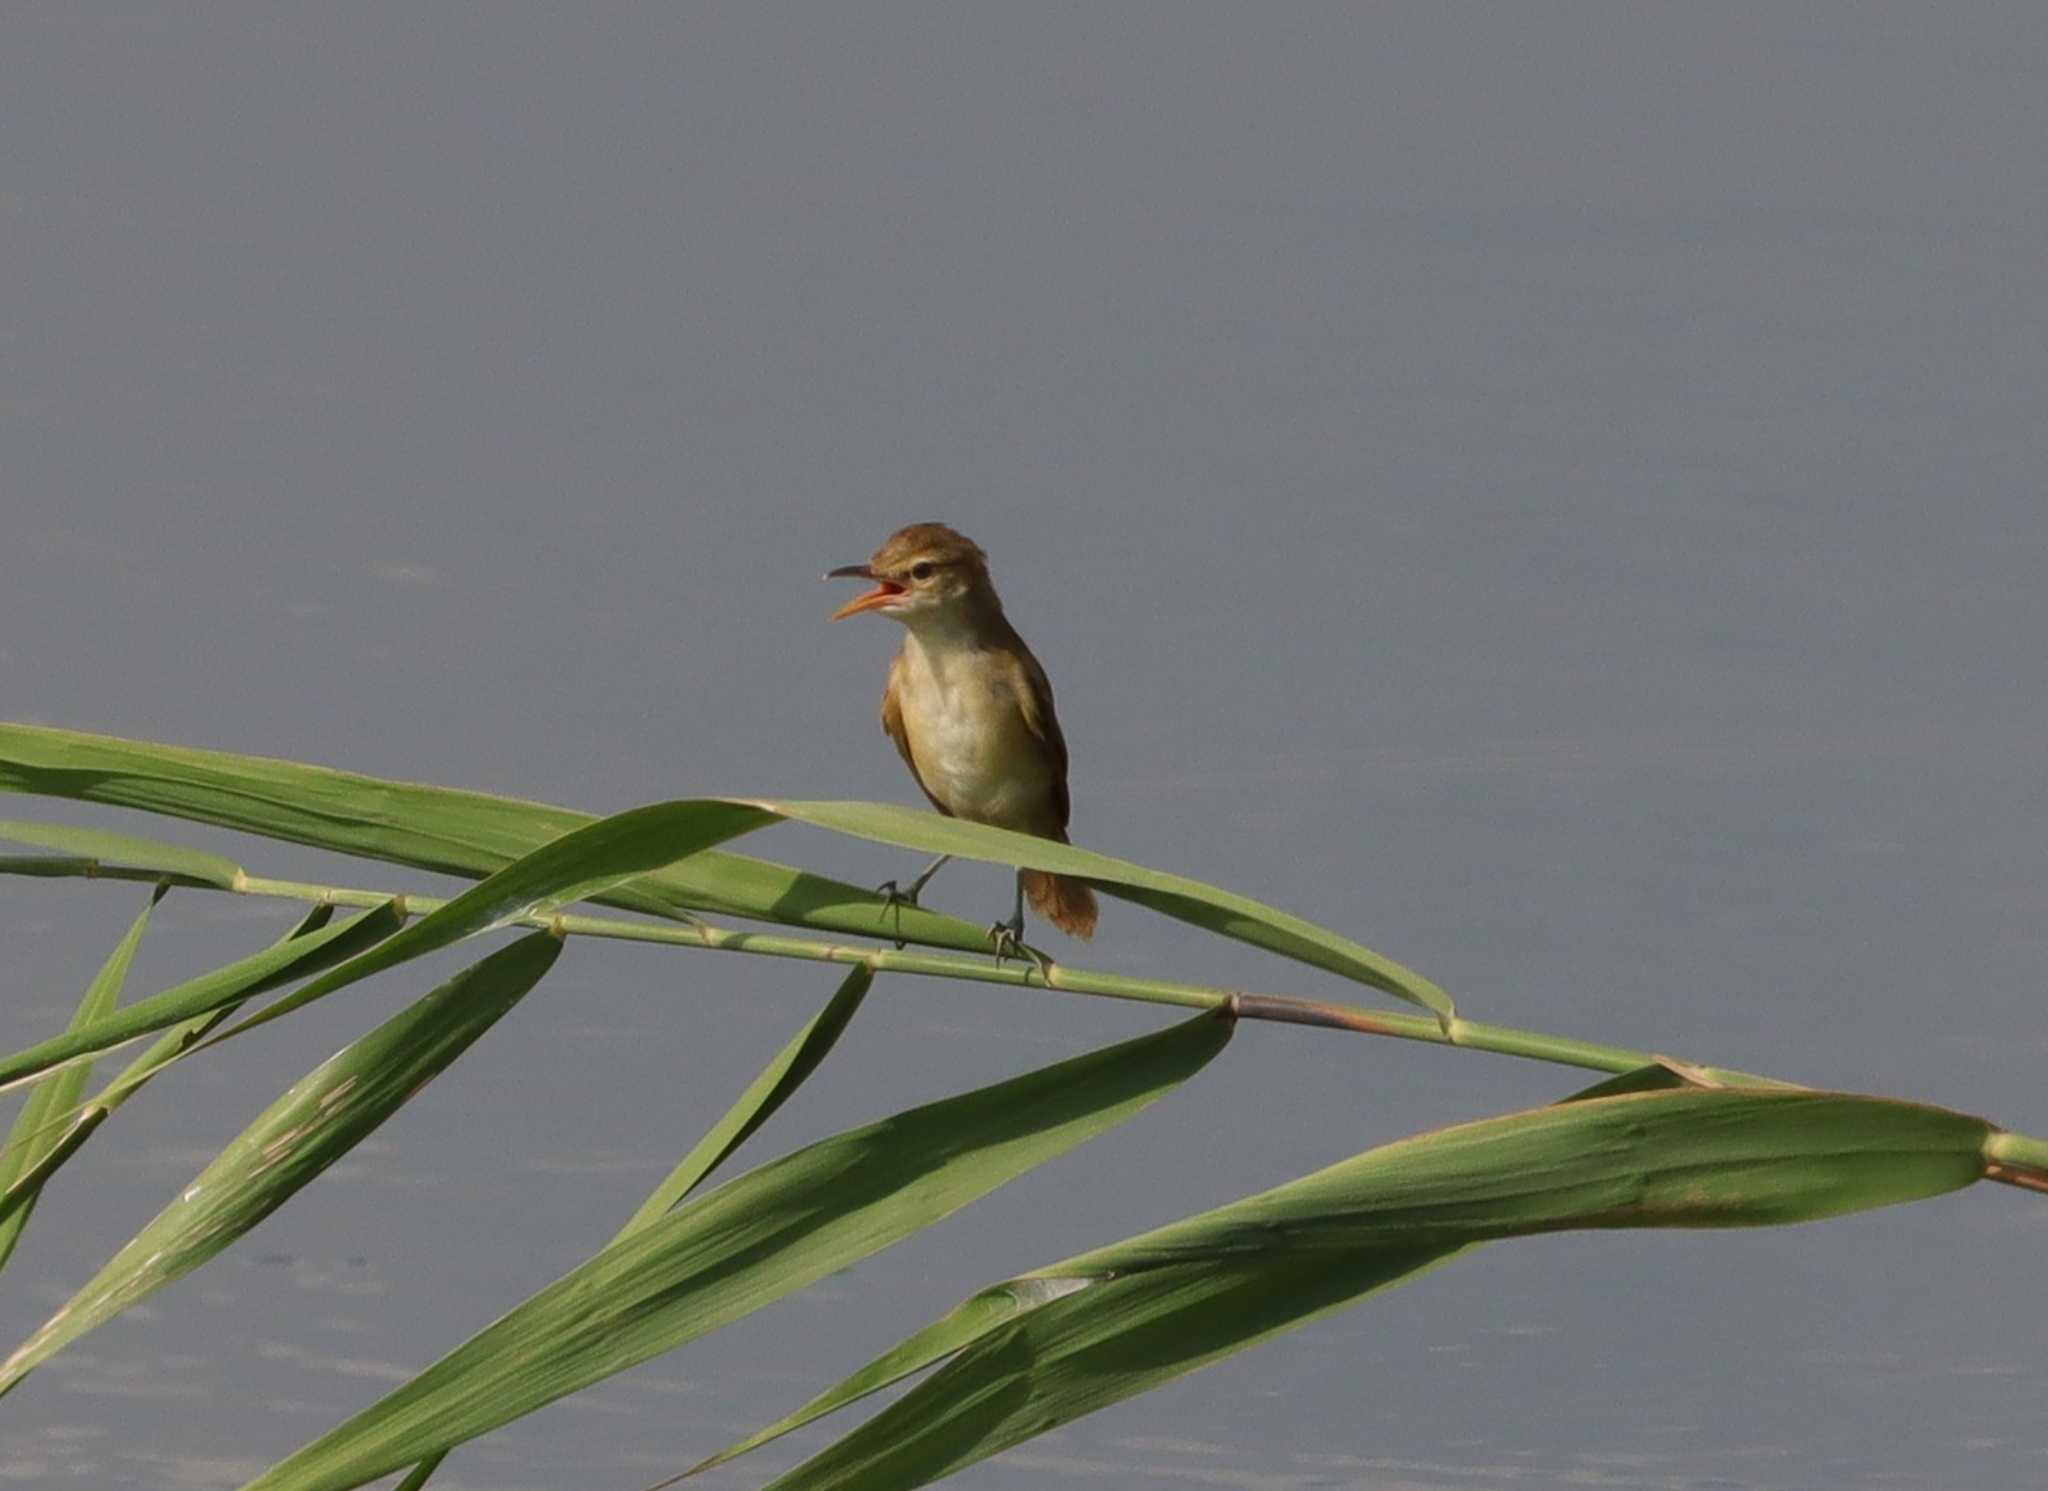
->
[3,7,2043,1488]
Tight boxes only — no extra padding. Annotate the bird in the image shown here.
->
[827,522,1097,969]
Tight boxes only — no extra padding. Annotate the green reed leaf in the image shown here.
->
[0,819,243,889]
[0,723,989,953]
[751,798,1453,1018]
[0,887,162,1267]
[0,932,561,1395]
[237,1007,1234,1491]
[725,1088,1991,1491]
[0,903,405,1097]
[613,963,875,1244]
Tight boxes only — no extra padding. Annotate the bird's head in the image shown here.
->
[827,523,996,626]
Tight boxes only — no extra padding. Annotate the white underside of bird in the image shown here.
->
[891,628,1058,831]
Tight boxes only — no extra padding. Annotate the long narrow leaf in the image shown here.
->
[0,728,1445,1012]
[196,799,776,1051]
[675,1278,1082,1481]
[613,964,875,1244]
[0,819,243,888]
[419,965,881,1491]
[765,1245,1470,1491]
[754,799,1453,1018]
[9,790,758,1093]
[0,887,162,1267]
[0,723,990,953]
[389,1455,445,1491]
[237,1006,1235,1491]
[0,902,405,1096]
[684,1056,1794,1482]
[0,905,340,1236]
[678,1066,1713,1479]
[0,931,562,1395]
[729,1089,1992,1491]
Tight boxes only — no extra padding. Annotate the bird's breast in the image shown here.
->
[895,645,1057,832]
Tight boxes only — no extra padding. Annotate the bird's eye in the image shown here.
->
[910,561,935,581]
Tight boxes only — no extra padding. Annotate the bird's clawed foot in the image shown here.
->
[988,915,1053,982]
[875,879,918,949]
[875,877,921,908]
[874,855,951,949]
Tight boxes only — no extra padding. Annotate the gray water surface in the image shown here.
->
[4,8,2044,1489]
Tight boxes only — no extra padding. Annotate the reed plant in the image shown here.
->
[1,722,2040,1491]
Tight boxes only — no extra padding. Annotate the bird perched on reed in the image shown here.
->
[827,522,1097,967]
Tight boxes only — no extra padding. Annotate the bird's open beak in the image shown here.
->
[825,563,905,620]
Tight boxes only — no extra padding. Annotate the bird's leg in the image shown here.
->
[877,854,951,946]
[877,853,951,906]
[989,869,1052,982]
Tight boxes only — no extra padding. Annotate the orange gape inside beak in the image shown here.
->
[830,578,904,621]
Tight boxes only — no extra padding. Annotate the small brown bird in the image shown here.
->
[828,522,1097,964]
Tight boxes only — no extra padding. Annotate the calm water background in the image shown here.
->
[4,8,2044,1489]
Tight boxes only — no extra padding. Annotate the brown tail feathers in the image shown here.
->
[1023,870,1097,940]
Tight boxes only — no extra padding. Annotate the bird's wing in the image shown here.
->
[1010,648,1072,836]
[882,652,952,816]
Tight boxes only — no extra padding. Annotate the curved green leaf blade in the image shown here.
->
[613,964,875,1244]
[0,728,1443,1007]
[1051,1089,1991,1265]
[762,1244,1469,1491]
[0,931,562,1396]
[675,1277,1079,1482]
[746,1089,1992,1491]
[751,799,1452,1019]
[389,1454,445,1491]
[0,723,990,953]
[0,902,406,1096]
[0,906,343,1237]
[408,969,865,1491]
[0,819,243,889]
[0,886,162,1266]
[201,799,776,1051]
[237,1007,1236,1491]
